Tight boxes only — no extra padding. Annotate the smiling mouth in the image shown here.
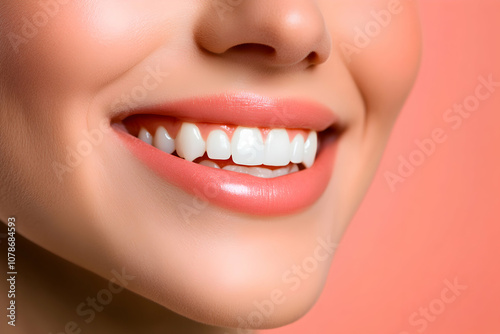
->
[112,93,341,215]
[119,115,322,178]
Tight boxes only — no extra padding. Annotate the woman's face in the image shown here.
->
[0,0,421,329]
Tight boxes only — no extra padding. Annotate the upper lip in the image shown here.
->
[111,92,338,132]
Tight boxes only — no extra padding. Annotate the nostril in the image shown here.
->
[306,52,319,63]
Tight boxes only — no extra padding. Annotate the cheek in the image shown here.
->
[0,1,172,227]
[0,1,178,97]
[328,0,422,116]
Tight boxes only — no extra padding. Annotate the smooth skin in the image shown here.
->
[0,1,421,333]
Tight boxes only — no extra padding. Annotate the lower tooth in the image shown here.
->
[272,166,291,177]
[249,167,273,178]
[222,165,248,174]
[220,164,299,178]
[199,160,221,169]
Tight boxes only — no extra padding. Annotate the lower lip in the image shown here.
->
[114,128,337,216]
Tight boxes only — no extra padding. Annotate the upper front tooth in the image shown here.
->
[207,130,231,160]
[231,127,265,166]
[303,131,318,168]
[153,126,175,154]
[264,129,291,166]
[175,123,206,162]
[138,127,153,145]
[290,135,305,164]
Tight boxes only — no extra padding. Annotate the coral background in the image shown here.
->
[265,1,500,333]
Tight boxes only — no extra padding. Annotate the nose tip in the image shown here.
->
[195,0,332,68]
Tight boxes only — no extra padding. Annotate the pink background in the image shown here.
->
[265,1,500,333]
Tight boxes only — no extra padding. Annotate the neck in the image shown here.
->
[0,232,243,334]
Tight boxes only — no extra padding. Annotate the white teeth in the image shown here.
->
[231,127,265,166]
[153,126,175,154]
[199,160,221,169]
[248,167,274,178]
[175,123,206,162]
[139,122,321,172]
[272,165,292,177]
[303,131,318,168]
[138,127,153,145]
[223,165,249,174]
[264,129,291,166]
[207,130,231,160]
[290,135,305,164]
[222,164,299,178]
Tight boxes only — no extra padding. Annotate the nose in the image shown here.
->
[195,0,332,69]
